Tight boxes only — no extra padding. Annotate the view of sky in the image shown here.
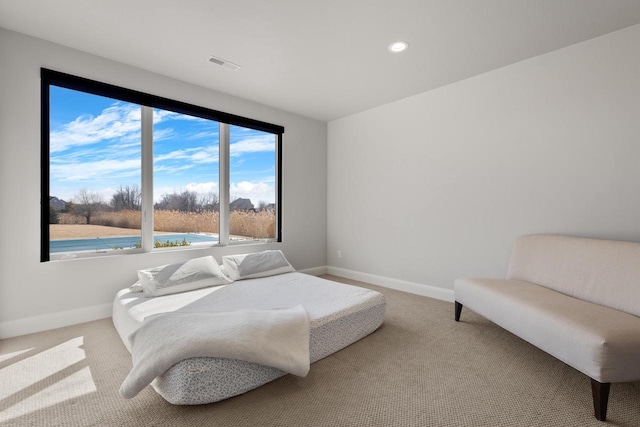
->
[49,86,276,207]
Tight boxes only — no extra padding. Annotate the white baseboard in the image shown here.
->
[0,303,112,339]
[298,266,328,276]
[326,266,454,302]
[0,265,450,339]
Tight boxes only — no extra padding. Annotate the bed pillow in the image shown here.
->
[222,250,295,281]
[137,255,232,297]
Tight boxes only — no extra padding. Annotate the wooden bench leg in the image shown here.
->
[591,378,610,421]
[455,301,463,322]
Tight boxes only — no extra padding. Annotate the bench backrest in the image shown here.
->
[506,234,640,318]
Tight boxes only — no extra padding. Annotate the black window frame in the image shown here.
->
[41,68,283,262]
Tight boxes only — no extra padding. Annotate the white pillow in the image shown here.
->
[222,250,294,281]
[137,255,232,297]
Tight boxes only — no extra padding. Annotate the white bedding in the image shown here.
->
[113,272,386,404]
[113,284,228,352]
[120,306,310,398]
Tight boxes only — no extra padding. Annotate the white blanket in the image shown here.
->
[120,305,310,399]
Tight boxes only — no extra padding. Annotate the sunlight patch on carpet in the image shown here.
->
[0,336,97,422]
[0,348,33,363]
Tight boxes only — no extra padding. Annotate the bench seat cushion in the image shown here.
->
[454,277,640,383]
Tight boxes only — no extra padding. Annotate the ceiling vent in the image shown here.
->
[208,55,241,71]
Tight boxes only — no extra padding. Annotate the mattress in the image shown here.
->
[113,272,386,404]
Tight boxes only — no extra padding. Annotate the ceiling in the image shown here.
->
[2,1,640,122]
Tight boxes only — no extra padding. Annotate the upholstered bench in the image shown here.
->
[454,234,640,421]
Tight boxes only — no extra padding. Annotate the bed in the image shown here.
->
[113,271,386,404]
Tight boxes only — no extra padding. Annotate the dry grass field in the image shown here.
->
[56,210,276,239]
[50,224,145,239]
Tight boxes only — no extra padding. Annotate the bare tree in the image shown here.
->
[199,191,220,212]
[155,190,199,212]
[183,190,199,212]
[111,185,141,211]
[73,188,105,224]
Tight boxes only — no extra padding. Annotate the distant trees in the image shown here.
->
[111,185,141,211]
[155,190,220,212]
[49,196,67,223]
[229,199,272,212]
[60,186,245,226]
[155,190,198,212]
[199,191,220,212]
[49,205,60,224]
[73,188,105,224]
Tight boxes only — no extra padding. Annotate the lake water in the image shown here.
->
[50,233,219,253]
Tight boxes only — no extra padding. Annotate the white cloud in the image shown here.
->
[152,128,176,142]
[155,146,219,164]
[230,135,275,157]
[152,109,176,123]
[190,146,220,163]
[50,103,142,153]
[51,158,140,182]
[153,164,194,174]
[188,131,219,141]
[185,181,218,194]
[157,111,208,123]
[95,186,119,202]
[230,181,275,205]
[50,104,216,153]
[153,181,218,203]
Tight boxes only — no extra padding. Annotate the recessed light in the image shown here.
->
[388,41,409,53]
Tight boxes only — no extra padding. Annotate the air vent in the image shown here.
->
[208,55,241,71]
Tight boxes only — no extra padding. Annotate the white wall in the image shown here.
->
[0,29,327,337]
[328,24,640,295]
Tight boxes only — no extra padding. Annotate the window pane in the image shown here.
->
[49,87,142,256]
[229,125,277,241]
[43,70,284,261]
[152,109,220,248]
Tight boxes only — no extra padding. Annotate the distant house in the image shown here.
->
[49,196,66,211]
[230,198,254,211]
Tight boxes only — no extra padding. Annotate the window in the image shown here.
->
[41,69,283,262]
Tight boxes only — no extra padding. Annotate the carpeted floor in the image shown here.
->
[1,275,639,427]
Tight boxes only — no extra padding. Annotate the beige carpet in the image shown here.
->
[1,275,639,427]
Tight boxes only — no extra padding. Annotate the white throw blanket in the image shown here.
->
[120,305,310,399]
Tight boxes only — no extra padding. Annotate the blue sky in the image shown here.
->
[49,86,276,206]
